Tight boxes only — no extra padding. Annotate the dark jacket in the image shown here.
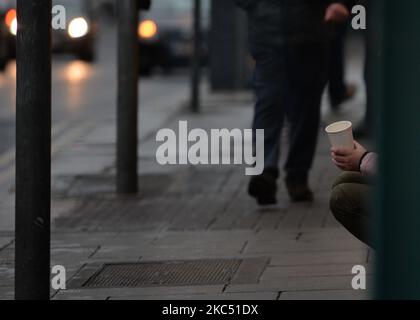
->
[236,0,353,47]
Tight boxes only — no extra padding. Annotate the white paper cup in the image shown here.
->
[325,121,354,149]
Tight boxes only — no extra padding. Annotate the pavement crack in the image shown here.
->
[0,239,14,252]
[239,241,248,254]
[88,245,102,259]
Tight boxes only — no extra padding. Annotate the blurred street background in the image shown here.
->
[0,0,373,300]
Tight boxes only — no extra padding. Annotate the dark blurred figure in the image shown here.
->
[328,22,357,110]
[236,0,351,205]
[94,0,117,22]
[354,0,373,138]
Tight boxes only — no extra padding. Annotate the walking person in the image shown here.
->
[236,0,351,205]
[328,20,357,110]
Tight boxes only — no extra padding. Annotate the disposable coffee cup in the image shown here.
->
[325,121,354,149]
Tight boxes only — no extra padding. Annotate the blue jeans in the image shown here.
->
[251,43,329,179]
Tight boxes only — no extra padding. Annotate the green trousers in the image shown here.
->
[330,172,372,247]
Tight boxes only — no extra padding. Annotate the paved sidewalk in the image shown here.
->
[0,85,373,300]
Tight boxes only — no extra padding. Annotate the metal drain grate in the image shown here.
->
[83,259,243,288]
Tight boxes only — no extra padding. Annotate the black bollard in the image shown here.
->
[190,0,202,113]
[15,0,52,300]
[117,0,139,194]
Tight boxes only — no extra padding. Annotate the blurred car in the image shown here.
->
[0,0,16,70]
[52,0,97,62]
[138,0,209,75]
[0,0,97,70]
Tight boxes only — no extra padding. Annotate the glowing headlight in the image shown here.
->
[138,20,157,39]
[10,17,17,36]
[5,9,17,36]
[68,17,89,39]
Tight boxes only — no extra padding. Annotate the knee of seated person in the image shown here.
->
[330,184,353,220]
[332,172,362,189]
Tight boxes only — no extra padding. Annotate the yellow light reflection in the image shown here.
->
[7,62,16,79]
[64,60,90,84]
[61,61,92,112]
[6,63,16,113]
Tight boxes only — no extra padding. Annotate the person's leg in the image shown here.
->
[248,46,287,205]
[332,171,370,188]
[328,24,347,106]
[355,31,374,138]
[330,172,372,246]
[251,46,287,170]
[283,43,329,201]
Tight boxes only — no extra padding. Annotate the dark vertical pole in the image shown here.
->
[375,0,420,299]
[191,0,201,113]
[117,0,139,194]
[15,0,52,300]
[210,0,250,91]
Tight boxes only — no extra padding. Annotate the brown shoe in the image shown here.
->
[285,176,314,203]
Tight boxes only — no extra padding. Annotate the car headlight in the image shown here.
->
[68,17,89,39]
[10,17,17,36]
[5,9,17,36]
[138,20,157,39]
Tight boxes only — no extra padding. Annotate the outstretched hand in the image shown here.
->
[325,3,350,23]
[331,141,367,172]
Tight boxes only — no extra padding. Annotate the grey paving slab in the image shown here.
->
[0,287,13,300]
[151,236,250,249]
[90,235,247,261]
[0,237,12,250]
[252,230,302,241]
[0,266,13,288]
[53,285,225,300]
[51,246,99,269]
[0,202,13,232]
[109,292,278,300]
[152,230,255,245]
[244,239,366,255]
[254,212,286,232]
[0,248,13,266]
[269,250,369,266]
[51,231,121,247]
[300,195,331,229]
[78,124,117,145]
[137,247,248,261]
[52,154,112,176]
[226,275,375,293]
[260,264,374,280]
[102,233,159,246]
[324,213,342,228]
[231,258,270,285]
[85,246,145,261]
[297,228,361,241]
[279,290,370,300]
[277,202,310,229]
